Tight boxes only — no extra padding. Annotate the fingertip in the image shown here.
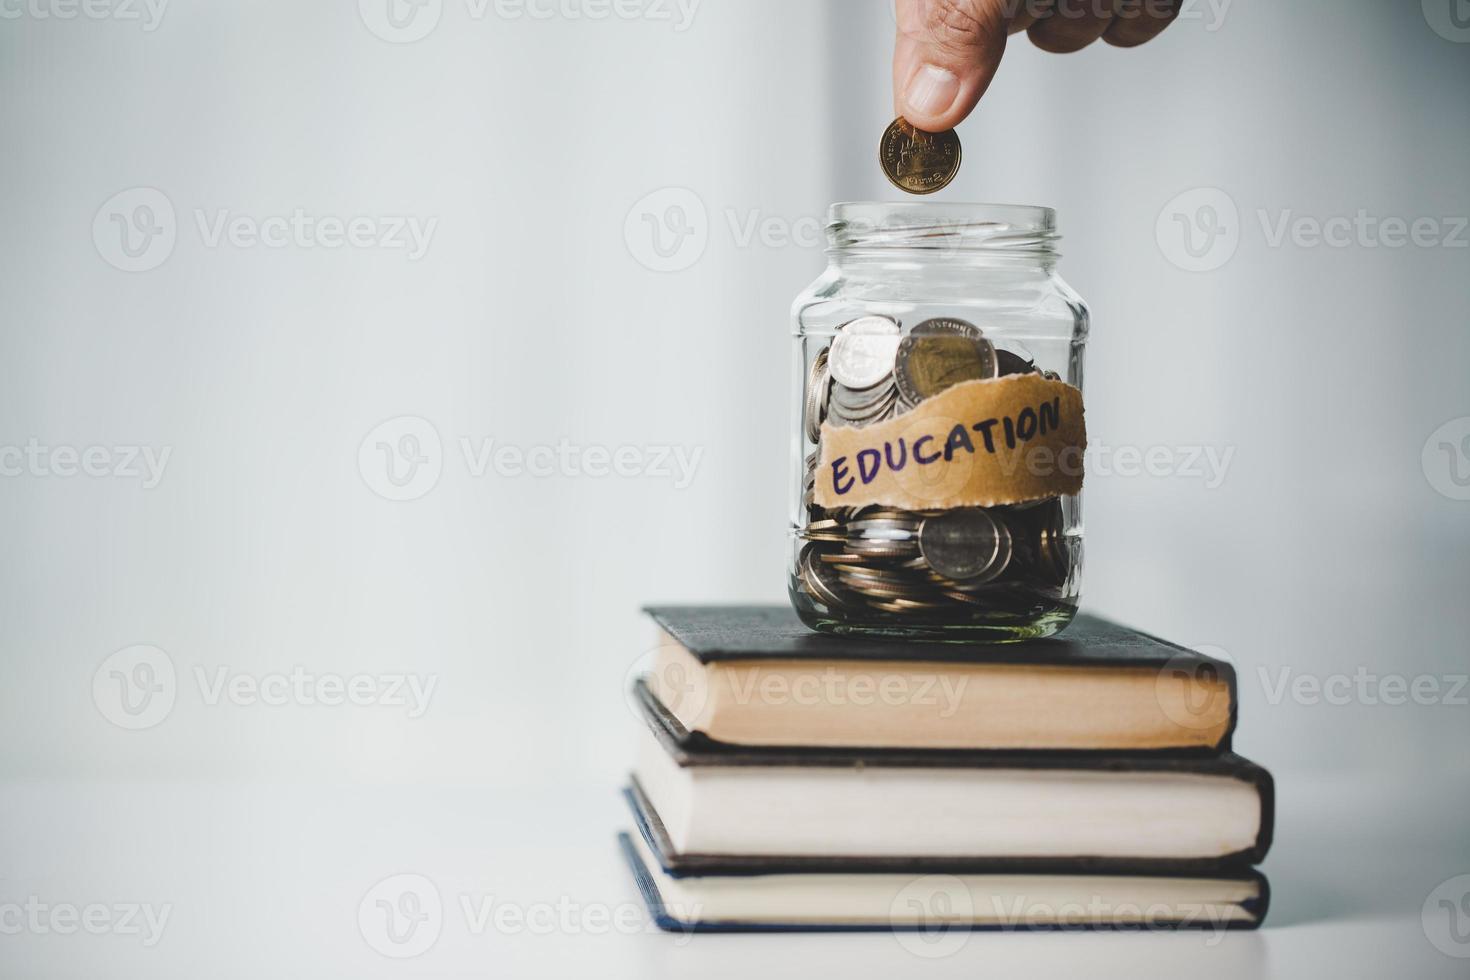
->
[902,64,967,132]
[893,36,1000,132]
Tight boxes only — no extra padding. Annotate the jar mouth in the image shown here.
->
[828,202,1057,255]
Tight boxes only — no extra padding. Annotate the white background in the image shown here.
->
[1,0,1468,976]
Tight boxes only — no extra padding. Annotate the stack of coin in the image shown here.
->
[1008,497,1075,592]
[795,500,1076,620]
[825,315,902,428]
[801,451,819,517]
[805,316,1043,441]
[804,349,831,443]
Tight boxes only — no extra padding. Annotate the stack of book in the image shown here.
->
[619,606,1273,933]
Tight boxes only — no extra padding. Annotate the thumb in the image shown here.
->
[894,0,1013,132]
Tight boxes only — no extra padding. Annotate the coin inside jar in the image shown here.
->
[995,348,1039,377]
[911,317,983,341]
[800,547,850,609]
[804,347,831,443]
[895,320,998,406]
[1028,498,1072,588]
[879,118,962,196]
[917,508,1008,582]
[829,316,901,389]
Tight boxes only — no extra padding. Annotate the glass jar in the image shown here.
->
[789,202,1089,641]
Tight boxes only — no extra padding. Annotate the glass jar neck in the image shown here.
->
[825,202,1059,275]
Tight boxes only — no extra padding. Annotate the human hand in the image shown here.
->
[894,0,1181,132]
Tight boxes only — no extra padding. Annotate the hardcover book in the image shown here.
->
[619,823,1270,933]
[631,678,1273,869]
[642,606,1236,752]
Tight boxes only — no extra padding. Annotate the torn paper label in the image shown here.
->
[814,373,1086,511]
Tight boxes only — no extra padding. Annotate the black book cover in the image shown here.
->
[643,605,1239,753]
[643,605,1236,672]
[633,678,1274,866]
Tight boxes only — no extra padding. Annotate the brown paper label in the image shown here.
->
[814,373,1086,511]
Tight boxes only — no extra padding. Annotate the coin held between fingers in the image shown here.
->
[879,118,962,196]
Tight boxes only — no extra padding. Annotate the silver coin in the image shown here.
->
[846,518,920,536]
[829,400,898,429]
[832,375,895,398]
[801,547,850,609]
[981,516,1015,582]
[843,402,898,424]
[832,407,896,429]
[829,316,901,390]
[805,348,831,444]
[855,392,900,414]
[917,508,1010,582]
[1028,498,1071,588]
[831,396,895,421]
[830,381,897,412]
[849,529,913,544]
[832,373,894,395]
[830,385,894,413]
[845,538,920,559]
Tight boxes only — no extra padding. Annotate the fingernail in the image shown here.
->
[904,64,960,120]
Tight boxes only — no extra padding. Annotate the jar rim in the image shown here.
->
[827,202,1058,255]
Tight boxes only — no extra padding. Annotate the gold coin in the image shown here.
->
[894,334,997,404]
[879,118,962,196]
